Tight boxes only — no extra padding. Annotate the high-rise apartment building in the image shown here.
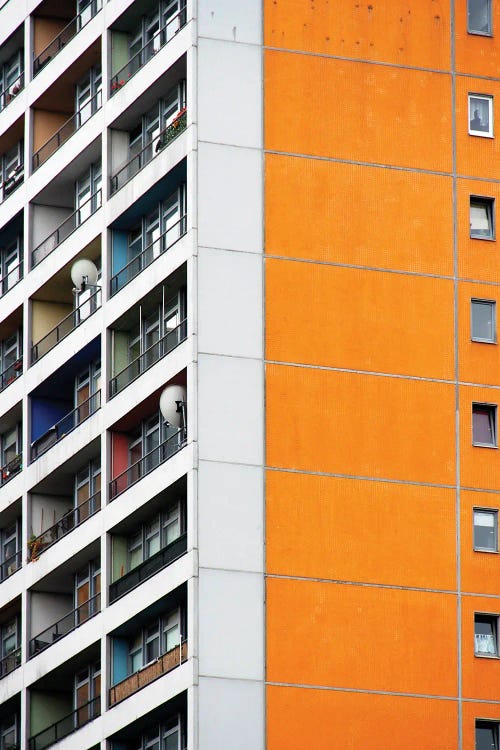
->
[0,0,499,749]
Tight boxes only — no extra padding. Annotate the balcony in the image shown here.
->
[109,429,186,501]
[28,490,101,561]
[29,697,100,750]
[109,640,187,707]
[110,215,186,296]
[109,5,187,96]
[31,189,102,268]
[31,288,101,363]
[0,647,20,679]
[32,0,103,77]
[0,453,21,486]
[0,356,21,393]
[109,533,187,603]
[29,592,100,657]
[110,109,187,196]
[30,391,101,461]
[33,90,102,172]
[110,319,187,398]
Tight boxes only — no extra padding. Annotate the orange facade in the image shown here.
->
[265,1,500,748]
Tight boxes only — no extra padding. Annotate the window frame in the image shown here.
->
[469,93,494,137]
[471,298,497,343]
[470,195,495,239]
[472,402,498,447]
[474,507,499,552]
[475,612,500,657]
[468,0,493,36]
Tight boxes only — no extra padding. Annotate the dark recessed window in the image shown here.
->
[470,197,495,239]
[468,0,493,35]
[474,508,499,551]
[473,403,497,447]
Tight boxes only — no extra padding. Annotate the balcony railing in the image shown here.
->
[33,0,103,76]
[0,453,21,486]
[109,640,187,706]
[33,90,102,171]
[0,71,24,111]
[29,592,101,657]
[109,533,187,603]
[109,5,187,96]
[28,695,100,750]
[30,391,101,461]
[0,646,21,679]
[28,491,101,561]
[0,260,22,298]
[109,319,187,398]
[31,288,101,363]
[0,356,22,392]
[110,110,187,195]
[31,188,102,267]
[0,163,23,202]
[1,549,21,580]
[109,429,186,500]
[110,214,186,296]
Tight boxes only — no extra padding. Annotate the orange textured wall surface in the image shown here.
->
[265,154,454,274]
[267,577,458,695]
[456,76,500,179]
[265,51,452,171]
[266,258,454,379]
[458,282,500,386]
[266,364,455,484]
[459,385,500,491]
[266,470,456,590]
[264,0,451,69]
[462,595,500,700]
[461,490,500,596]
[458,178,500,283]
[267,686,458,750]
[455,0,500,76]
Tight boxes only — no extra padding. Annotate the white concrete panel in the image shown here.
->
[198,142,262,254]
[197,353,263,465]
[198,0,262,45]
[198,39,261,149]
[198,460,263,573]
[198,247,262,358]
[198,676,264,750]
[198,568,264,680]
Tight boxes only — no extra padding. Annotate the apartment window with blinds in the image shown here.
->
[475,613,499,656]
[473,403,497,447]
[474,508,499,551]
[470,196,495,239]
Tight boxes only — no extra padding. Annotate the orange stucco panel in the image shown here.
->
[266,577,458,695]
[267,686,458,750]
[459,385,500,490]
[462,595,500,700]
[461,490,500,596]
[266,470,456,590]
[457,178,500,283]
[458,281,500,387]
[266,258,455,379]
[456,76,500,179]
[455,0,500,77]
[265,50,452,172]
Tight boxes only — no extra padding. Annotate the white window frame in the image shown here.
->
[471,298,496,343]
[469,93,494,137]
[468,0,493,35]
[470,195,495,239]
[474,507,499,552]
[473,402,498,447]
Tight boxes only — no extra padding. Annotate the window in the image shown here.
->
[76,64,102,126]
[136,716,182,750]
[471,196,495,239]
[0,49,23,110]
[474,508,499,551]
[0,715,18,750]
[126,502,183,572]
[475,613,499,655]
[0,236,22,297]
[477,720,500,750]
[1,520,20,578]
[127,607,182,674]
[74,660,100,724]
[468,0,493,34]
[473,403,497,447]
[75,161,102,224]
[469,94,494,137]
[472,299,496,342]
[75,458,101,522]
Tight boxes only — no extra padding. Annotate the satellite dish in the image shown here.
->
[159,384,187,427]
[71,258,98,290]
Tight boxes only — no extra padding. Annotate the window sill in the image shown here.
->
[475,653,500,659]
[474,547,499,554]
[467,30,494,37]
[473,442,498,449]
[470,234,496,242]
[471,337,497,344]
[469,130,494,138]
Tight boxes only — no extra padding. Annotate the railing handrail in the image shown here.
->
[1,70,24,110]
[29,592,101,657]
[30,390,101,461]
[0,645,21,677]
[33,88,102,171]
[31,187,102,268]
[109,428,186,500]
[31,286,101,363]
[109,318,187,397]
[109,110,187,195]
[0,355,22,392]
[28,694,100,750]
[109,640,187,706]
[28,489,101,559]
[33,0,102,75]
[109,532,187,602]
[110,4,187,94]
[0,453,22,485]
[109,214,187,296]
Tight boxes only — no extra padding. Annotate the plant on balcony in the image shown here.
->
[27,535,42,562]
[155,108,187,152]
[111,80,125,92]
